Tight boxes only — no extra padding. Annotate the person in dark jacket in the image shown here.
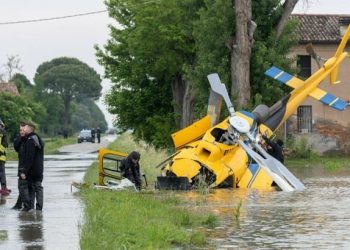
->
[0,118,11,196]
[91,128,96,143]
[262,135,284,164]
[12,124,27,209]
[96,127,101,144]
[121,151,142,190]
[19,120,45,211]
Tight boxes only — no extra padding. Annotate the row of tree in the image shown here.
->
[0,57,108,139]
[97,0,301,148]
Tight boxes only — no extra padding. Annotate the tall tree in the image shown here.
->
[0,93,44,139]
[11,73,33,94]
[230,0,299,107]
[71,99,108,132]
[97,0,203,147]
[99,0,300,147]
[34,57,102,132]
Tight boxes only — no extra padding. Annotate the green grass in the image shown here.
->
[6,136,77,161]
[80,133,216,249]
[287,156,350,170]
[43,136,77,154]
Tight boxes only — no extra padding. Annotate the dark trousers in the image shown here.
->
[0,161,6,189]
[30,180,43,210]
[19,179,31,209]
[19,179,44,210]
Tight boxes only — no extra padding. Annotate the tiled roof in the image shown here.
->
[291,14,350,44]
[0,82,19,95]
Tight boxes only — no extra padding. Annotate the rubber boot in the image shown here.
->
[0,187,11,196]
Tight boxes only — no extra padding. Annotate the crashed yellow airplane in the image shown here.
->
[156,25,350,192]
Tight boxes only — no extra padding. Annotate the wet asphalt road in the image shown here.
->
[0,135,116,250]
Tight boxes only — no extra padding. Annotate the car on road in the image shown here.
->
[77,129,93,143]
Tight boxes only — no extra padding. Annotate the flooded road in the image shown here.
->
[180,164,350,249]
[2,138,349,250]
[0,136,115,250]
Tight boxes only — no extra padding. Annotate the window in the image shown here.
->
[297,105,312,133]
[297,55,311,78]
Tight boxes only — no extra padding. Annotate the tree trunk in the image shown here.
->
[62,95,71,133]
[276,0,299,39]
[171,74,195,129]
[181,77,195,128]
[231,0,253,108]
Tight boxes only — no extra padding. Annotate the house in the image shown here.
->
[287,14,350,154]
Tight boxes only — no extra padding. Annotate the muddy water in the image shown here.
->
[180,165,350,249]
[0,153,96,250]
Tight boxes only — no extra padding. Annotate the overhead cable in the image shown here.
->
[0,10,107,25]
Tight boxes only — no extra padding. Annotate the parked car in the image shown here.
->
[77,129,93,143]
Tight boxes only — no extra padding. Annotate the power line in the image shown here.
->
[0,10,108,25]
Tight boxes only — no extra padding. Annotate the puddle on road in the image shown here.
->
[0,153,95,250]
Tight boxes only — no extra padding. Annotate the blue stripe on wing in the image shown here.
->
[320,93,348,111]
[265,66,293,85]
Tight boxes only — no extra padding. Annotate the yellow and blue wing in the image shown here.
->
[265,66,349,111]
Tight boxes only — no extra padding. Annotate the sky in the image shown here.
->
[1,0,350,127]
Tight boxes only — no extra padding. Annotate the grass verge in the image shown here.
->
[80,133,216,249]
[287,156,350,170]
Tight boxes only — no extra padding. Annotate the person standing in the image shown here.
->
[96,127,101,144]
[0,118,11,196]
[91,128,96,143]
[12,124,27,209]
[19,120,45,211]
[121,151,142,190]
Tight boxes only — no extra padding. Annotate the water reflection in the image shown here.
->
[176,165,350,249]
[18,211,44,250]
[0,195,6,205]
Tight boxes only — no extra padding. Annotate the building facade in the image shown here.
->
[287,14,350,154]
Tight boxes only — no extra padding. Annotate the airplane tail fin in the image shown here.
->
[329,25,350,85]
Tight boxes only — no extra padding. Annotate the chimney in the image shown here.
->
[339,17,350,36]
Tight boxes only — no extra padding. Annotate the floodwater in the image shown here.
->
[0,153,97,250]
[180,165,350,249]
[1,147,350,249]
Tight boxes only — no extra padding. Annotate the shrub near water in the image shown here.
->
[80,133,213,249]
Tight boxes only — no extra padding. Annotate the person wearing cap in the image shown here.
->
[120,151,142,190]
[0,118,11,196]
[19,119,45,211]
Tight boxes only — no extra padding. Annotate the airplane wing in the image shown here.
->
[265,66,349,111]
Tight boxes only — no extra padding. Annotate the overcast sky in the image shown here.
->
[1,0,350,126]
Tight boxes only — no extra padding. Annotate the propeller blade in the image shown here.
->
[306,43,321,68]
[207,73,235,116]
[238,140,305,191]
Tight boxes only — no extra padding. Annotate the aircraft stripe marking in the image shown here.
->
[320,93,337,105]
[329,97,339,106]
[332,99,348,110]
[247,164,260,188]
[274,71,284,79]
[320,93,348,110]
[277,72,293,83]
[265,66,293,85]
[265,66,349,112]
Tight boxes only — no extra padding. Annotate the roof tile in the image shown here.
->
[291,14,350,43]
